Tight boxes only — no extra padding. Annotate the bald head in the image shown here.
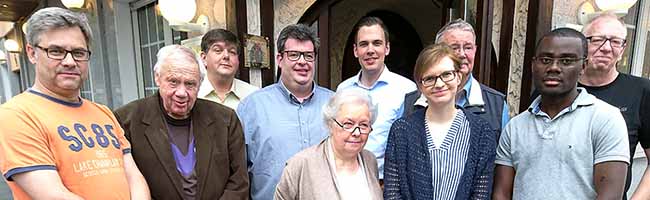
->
[581,12,627,75]
[582,12,627,38]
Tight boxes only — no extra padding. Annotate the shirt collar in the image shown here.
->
[414,93,428,107]
[352,65,390,89]
[198,78,248,99]
[414,74,483,108]
[528,87,594,116]
[278,79,315,104]
[460,75,485,106]
[198,78,212,98]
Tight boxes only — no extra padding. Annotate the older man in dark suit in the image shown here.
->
[114,44,249,200]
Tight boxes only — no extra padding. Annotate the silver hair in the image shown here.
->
[582,11,627,38]
[153,44,205,82]
[26,7,93,47]
[434,18,476,44]
[322,88,378,128]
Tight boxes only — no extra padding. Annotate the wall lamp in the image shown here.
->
[159,0,209,33]
[578,0,638,24]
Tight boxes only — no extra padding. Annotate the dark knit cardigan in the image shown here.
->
[383,108,497,200]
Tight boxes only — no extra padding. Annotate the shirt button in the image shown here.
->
[303,140,308,143]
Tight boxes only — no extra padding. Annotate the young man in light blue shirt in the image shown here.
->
[237,24,334,200]
[337,16,417,179]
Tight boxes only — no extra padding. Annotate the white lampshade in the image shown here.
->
[595,0,638,11]
[61,0,85,9]
[22,22,28,34]
[4,39,19,52]
[159,0,197,24]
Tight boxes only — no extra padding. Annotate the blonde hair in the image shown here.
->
[412,43,461,84]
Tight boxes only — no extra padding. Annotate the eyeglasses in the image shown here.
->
[421,70,457,87]
[283,51,316,62]
[586,36,626,49]
[533,57,585,67]
[332,118,372,135]
[449,43,476,54]
[35,45,91,61]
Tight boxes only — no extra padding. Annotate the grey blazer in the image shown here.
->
[274,138,383,200]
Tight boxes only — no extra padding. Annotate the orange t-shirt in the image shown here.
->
[0,90,132,200]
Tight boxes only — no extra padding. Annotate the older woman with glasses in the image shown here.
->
[274,88,383,200]
[383,44,497,200]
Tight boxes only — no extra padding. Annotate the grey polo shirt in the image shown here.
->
[496,88,629,200]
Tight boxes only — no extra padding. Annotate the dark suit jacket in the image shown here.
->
[114,93,249,200]
[402,90,422,117]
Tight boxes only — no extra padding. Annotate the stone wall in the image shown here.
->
[492,0,502,57]
[505,0,530,115]
[328,0,442,87]
[194,0,530,112]
[271,0,442,87]
[552,0,582,28]
[197,0,228,29]
[274,0,317,47]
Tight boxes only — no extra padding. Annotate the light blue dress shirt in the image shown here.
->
[337,66,417,178]
[237,81,334,200]
[456,74,510,129]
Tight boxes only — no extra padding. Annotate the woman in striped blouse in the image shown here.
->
[383,43,497,200]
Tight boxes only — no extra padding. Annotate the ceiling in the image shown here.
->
[0,0,39,22]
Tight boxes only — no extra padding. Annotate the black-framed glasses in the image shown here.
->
[283,51,316,62]
[421,70,457,87]
[35,45,91,61]
[586,36,626,49]
[332,118,372,135]
[532,56,585,67]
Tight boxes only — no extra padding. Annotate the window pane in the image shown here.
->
[138,8,148,44]
[641,34,650,78]
[156,6,165,41]
[619,3,641,74]
[147,4,157,45]
[142,46,152,96]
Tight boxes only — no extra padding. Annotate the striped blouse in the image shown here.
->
[384,108,497,200]
[424,110,471,200]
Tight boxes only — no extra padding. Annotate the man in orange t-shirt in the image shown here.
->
[0,7,149,200]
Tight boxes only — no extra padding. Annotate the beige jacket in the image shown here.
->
[274,138,383,200]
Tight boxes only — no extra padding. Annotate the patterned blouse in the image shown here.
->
[425,110,471,199]
[384,108,497,200]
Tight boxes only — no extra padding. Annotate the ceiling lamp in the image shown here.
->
[594,0,638,12]
[61,0,85,9]
[158,0,208,33]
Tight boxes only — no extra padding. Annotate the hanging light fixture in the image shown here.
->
[159,0,196,24]
[61,0,85,9]
[594,0,638,12]
[158,0,208,33]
